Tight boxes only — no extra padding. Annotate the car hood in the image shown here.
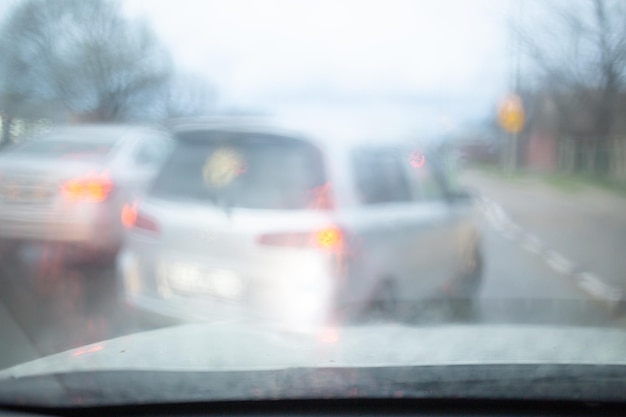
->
[3,322,626,379]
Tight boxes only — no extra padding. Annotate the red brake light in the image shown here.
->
[61,172,112,202]
[121,202,138,228]
[122,202,158,233]
[258,227,344,250]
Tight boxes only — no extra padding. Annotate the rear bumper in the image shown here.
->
[116,248,338,333]
[0,205,121,250]
[125,292,259,324]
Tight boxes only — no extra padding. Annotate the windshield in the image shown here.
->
[150,132,327,209]
[2,0,626,408]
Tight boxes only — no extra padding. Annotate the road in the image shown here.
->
[0,244,179,370]
[476,217,614,326]
[1,211,620,370]
[462,170,626,295]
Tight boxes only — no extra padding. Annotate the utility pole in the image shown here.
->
[511,0,523,172]
[500,0,525,173]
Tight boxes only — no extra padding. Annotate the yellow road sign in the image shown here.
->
[498,94,525,134]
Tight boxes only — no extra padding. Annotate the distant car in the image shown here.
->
[0,124,172,262]
[117,120,483,330]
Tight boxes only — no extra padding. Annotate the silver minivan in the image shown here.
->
[117,120,482,331]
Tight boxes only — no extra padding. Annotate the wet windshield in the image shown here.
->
[1,0,626,408]
[150,133,327,209]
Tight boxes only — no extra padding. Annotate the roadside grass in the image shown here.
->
[472,163,529,184]
[472,164,626,196]
[541,172,626,197]
[541,173,586,193]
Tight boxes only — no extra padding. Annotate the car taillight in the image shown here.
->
[258,226,344,250]
[121,202,138,228]
[61,172,113,202]
[122,203,159,233]
[315,227,342,249]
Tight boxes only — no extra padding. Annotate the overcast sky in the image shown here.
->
[115,1,517,135]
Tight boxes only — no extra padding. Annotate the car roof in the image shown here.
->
[39,124,163,142]
[168,116,426,153]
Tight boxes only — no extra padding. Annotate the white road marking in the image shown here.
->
[490,222,504,233]
[522,234,544,254]
[501,222,522,239]
[507,222,522,234]
[544,251,574,275]
[500,229,519,241]
[485,210,500,226]
[575,273,622,304]
[491,204,509,223]
[479,198,623,309]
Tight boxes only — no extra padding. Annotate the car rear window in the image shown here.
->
[8,136,116,159]
[149,131,329,210]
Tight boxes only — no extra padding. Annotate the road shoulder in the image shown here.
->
[0,300,39,369]
[462,168,626,313]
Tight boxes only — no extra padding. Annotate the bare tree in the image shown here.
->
[0,0,173,143]
[515,0,626,174]
[161,72,217,119]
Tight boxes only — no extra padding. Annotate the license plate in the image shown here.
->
[1,184,53,203]
[166,265,244,300]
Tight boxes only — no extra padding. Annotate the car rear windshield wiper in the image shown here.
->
[217,192,233,219]
[197,188,233,218]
